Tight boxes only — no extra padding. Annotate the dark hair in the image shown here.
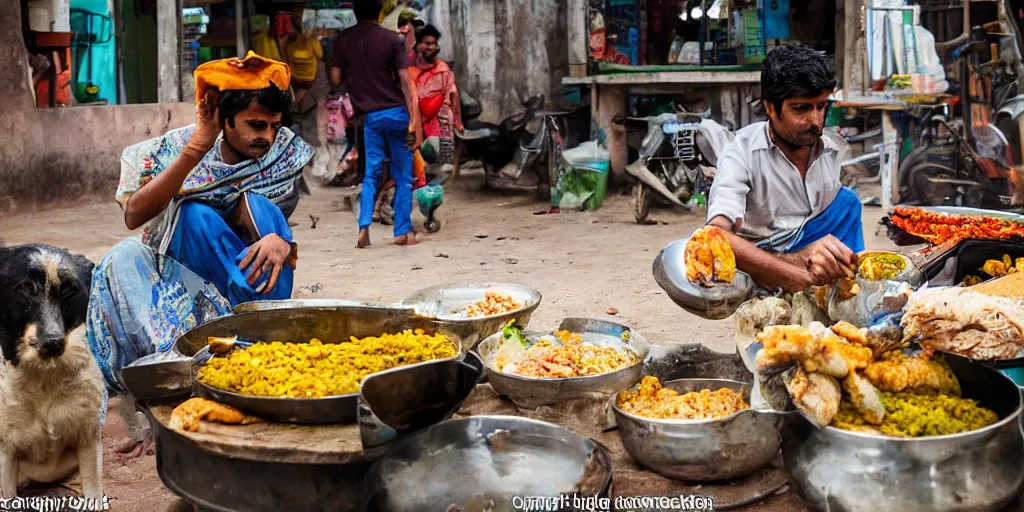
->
[761,43,836,112]
[412,19,425,29]
[397,18,410,28]
[416,24,441,44]
[353,0,382,21]
[218,84,292,128]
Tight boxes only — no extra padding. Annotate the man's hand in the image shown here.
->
[188,89,221,155]
[782,235,857,286]
[239,234,294,294]
[406,128,422,151]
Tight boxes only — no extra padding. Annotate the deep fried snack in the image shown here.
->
[617,376,748,420]
[685,226,736,286]
[864,352,961,396]
[756,324,873,378]
[169,397,262,432]
[858,253,906,281]
[889,206,1024,246]
[463,292,523,318]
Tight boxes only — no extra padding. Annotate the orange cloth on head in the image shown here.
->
[193,51,291,103]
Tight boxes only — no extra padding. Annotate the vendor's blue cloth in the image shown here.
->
[757,187,865,254]
[165,193,294,305]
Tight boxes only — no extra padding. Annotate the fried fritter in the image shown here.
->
[756,324,873,378]
[784,366,841,428]
[863,352,961,396]
[685,226,736,286]
[169,397,262,432]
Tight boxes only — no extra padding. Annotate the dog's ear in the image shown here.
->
[70,253,96,287]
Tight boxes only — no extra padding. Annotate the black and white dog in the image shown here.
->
[0,243,104,502]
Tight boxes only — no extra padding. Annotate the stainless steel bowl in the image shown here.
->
[653,237,756,320]
[612,378,784,481]
[475,318,651,409]
[398,283,543,351]
[360,415,613,512]
[784,354,1024,512]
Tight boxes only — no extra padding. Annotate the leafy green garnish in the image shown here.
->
[502,320,528,348]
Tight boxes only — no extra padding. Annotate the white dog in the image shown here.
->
[0,244,104,504]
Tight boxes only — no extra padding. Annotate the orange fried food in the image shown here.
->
[617,376,748,420]
[169,397,262,432]
[756,324,873,378]
[831,321,868,346]
[863,352,960,396]
[685,226,736,286]
[889,206,1024,246]
[464,292,523,318]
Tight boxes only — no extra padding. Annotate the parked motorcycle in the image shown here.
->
[626,110,734,224]
[454,93,546,189]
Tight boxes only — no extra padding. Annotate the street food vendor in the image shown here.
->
[86,52,313,454]
[706,43,864,292]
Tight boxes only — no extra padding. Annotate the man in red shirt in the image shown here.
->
[330,0,421,247]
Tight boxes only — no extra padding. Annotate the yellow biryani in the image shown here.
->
[462,291,523,318]
[617,376,749,420]
[196,330,458,398]
[496,330,638,379]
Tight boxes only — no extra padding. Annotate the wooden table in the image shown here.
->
[562,70,762,184]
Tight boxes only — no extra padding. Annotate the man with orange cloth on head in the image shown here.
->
[85,52,314,454]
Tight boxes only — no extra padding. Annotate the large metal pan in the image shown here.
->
[476,318,651,409]
[191,336,462,424]
[358,351,485,451]
[612,378,784,482]
[360,415,613,512]
[398,283,542,351]
[653,237,756,320]
[122,306,466,422]
[784,354,1024,512]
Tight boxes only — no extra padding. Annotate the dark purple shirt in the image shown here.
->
[332,22,409,114]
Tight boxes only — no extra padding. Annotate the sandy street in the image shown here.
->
[0,173,897,511]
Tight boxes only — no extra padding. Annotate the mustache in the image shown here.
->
[250,139,271,148]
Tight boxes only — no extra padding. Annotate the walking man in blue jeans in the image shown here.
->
[331,0,421,247]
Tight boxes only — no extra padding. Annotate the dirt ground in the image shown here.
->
[0,171,898,511]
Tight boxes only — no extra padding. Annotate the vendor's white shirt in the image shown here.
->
[706,121,841,242]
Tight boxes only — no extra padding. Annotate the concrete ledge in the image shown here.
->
[0,102,195,212]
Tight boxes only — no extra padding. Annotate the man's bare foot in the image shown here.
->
[395,232,419,246]
[357,228,371,248]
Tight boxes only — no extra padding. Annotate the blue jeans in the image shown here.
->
[361,106,414,237]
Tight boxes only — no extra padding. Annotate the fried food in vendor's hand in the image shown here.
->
[756,324,873,378]
[864,352,961,396]
[169,397,262,432]
[616,376,749,420]
[784,366,841,428]
[685,226,736,286]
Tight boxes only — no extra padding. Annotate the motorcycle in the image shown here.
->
[897,26,1019,209]
[454,92,546,189]
[625,109,734,224]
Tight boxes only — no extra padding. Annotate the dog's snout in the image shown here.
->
[37,334,66,357]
